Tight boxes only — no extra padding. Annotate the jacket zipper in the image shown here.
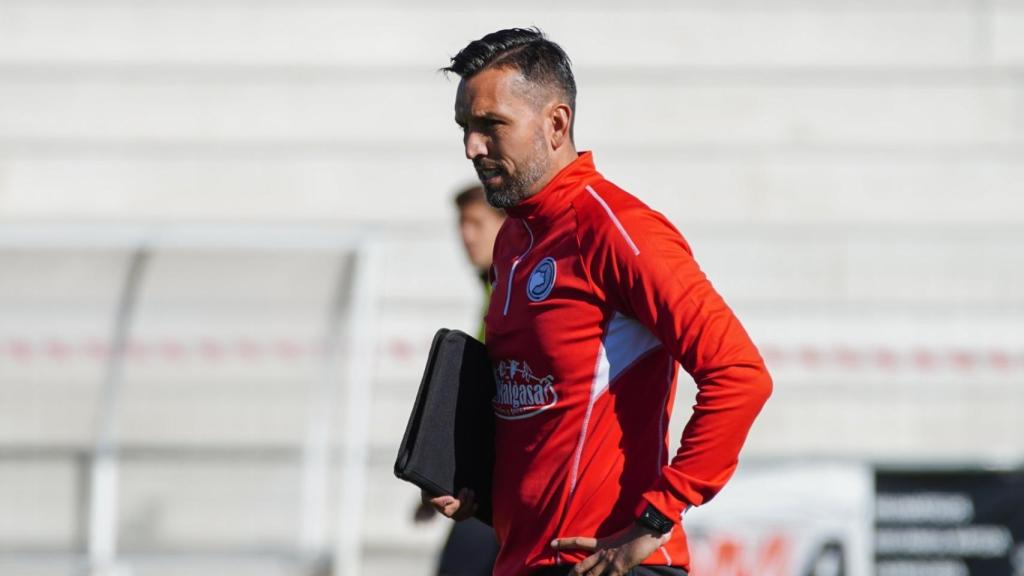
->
[502,219,534,316]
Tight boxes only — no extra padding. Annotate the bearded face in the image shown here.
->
[473,130,550,209]
[455,68,558,209]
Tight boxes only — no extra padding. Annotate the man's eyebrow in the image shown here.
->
[465,112,507,123]
[454,109,508,127]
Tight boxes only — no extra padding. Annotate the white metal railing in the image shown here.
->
[0,223,381,576]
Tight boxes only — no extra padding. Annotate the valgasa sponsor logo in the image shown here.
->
[492,359,558,420]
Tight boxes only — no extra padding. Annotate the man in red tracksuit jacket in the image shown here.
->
[429,28,773,576]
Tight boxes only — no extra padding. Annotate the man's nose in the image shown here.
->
[464,131,488,160]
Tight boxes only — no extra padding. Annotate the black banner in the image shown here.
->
[875,470,1024,576]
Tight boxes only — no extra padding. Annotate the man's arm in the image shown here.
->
[554,189,771,575]
[585,202,773,522]
[554,196,771,574]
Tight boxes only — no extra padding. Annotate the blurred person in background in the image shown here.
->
[454,185,507,341]
[427,28,772,576]
[413,184,504,575]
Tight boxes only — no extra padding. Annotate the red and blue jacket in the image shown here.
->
[484,151,772,575]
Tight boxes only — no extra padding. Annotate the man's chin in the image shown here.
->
[484,186,522,209]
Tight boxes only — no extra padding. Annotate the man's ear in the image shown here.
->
[549,102,573,150]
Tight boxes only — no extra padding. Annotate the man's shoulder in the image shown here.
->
[570,178,659,246]
[571,178,691,265]
[572,178,648,227]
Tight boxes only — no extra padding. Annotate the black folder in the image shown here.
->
[394,328,496,525]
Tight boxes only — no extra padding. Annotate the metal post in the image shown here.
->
[75,449,91,554]
[334,241,381,576]
[300,254,354,559]
[88,248,149,576]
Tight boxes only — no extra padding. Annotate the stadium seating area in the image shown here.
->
[0,1,1022,575]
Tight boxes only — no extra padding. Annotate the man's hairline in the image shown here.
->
[456,63,573,117]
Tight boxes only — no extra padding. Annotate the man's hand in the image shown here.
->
[550,523,671,576]
[422,487,477,522]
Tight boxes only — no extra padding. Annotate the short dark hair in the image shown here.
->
[442,27,576,123]
[453,185,487,209]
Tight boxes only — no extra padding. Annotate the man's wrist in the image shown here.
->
[635,503,674,535]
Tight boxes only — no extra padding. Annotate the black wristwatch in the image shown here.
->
[636,503,674,535]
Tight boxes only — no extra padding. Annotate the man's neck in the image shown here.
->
[525,146,579,200]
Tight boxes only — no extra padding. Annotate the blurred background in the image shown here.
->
[1,1,1022,575]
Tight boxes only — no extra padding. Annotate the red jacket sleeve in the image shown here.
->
[579,197,772,522]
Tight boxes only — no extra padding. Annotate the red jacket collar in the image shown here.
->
[505,151,601,224]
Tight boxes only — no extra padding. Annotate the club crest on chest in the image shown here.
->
[526,257,557,302]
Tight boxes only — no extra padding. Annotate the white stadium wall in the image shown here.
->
[0,1,1022,575]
